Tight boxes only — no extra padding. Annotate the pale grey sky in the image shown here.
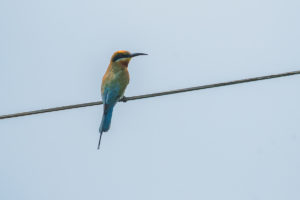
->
[0,0,300,199]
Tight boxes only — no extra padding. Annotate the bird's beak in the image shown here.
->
[130,53,148,58]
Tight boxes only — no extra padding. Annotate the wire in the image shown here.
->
[1,70,300,120]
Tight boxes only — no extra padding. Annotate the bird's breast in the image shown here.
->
[101,67,129,95]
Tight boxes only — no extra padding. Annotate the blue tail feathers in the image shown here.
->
[99,106,114,133]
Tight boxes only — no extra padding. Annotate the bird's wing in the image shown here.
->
[102,84,122,108]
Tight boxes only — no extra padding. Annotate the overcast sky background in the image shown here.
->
[0,0,300,199]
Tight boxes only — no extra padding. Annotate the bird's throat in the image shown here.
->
[119,60,129,67]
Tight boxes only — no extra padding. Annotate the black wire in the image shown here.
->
[1,70,299,120]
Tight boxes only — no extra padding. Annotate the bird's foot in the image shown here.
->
[120,96,128,103]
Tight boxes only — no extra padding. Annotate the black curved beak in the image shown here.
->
[130,53,148,58]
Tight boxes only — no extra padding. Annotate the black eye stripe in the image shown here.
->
[112,54,130,62]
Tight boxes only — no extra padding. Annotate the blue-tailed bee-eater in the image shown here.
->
[98,50,147,149]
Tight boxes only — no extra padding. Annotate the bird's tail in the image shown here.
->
[98,106,114,149]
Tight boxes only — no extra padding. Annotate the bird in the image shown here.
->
[98,50,147,149]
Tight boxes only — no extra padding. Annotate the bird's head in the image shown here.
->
[111,50,147,66]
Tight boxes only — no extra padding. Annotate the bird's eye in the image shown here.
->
[112,54,129,62]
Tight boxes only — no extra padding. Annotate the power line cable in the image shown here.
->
[1,70,300,120]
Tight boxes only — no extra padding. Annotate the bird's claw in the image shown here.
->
[120,96,128,103]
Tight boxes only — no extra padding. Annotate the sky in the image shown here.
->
[0,0,300,199]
